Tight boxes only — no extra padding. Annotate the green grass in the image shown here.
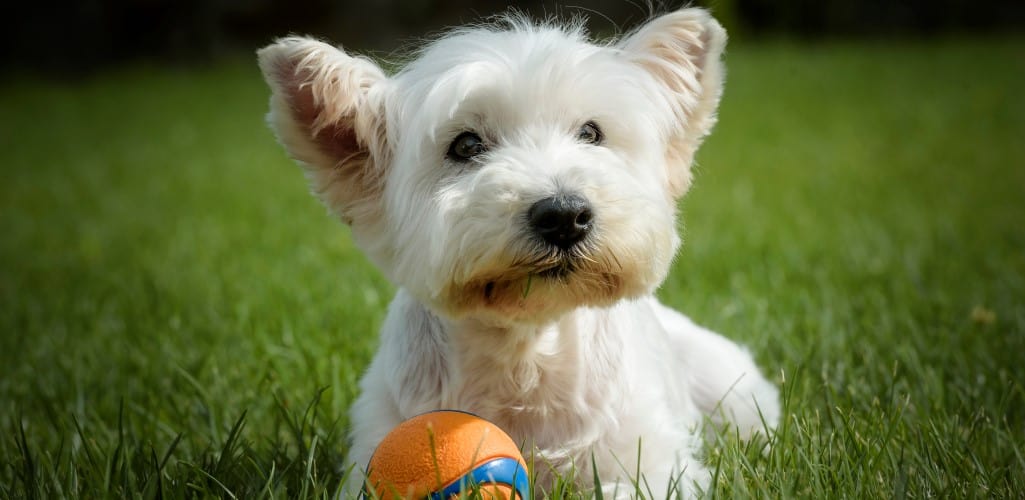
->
[2,37,1023,498]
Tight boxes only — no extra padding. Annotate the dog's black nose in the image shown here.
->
[528,194,593,249]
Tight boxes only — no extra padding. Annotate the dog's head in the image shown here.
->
[259,8,726,324]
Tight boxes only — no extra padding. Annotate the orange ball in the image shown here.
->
[364,410,530,500]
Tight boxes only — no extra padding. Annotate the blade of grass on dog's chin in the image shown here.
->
[522,274,533,299]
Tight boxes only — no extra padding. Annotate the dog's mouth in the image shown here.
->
[442,224,666,319]
[536,259,576,280]
[526,248,584,282]
[480,254,580,302]
[447,246,635,320]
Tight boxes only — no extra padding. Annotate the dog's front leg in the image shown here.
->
[343,358,404,497]
[343,291,454,497]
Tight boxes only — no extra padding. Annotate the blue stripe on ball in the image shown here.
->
[428,457,529,500]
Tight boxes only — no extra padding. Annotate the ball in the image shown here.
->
[363,410,529,500]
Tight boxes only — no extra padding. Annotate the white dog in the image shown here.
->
[258,7,779,498]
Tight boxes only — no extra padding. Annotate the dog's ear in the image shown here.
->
[620,8,726,198]
[258,37,388,225]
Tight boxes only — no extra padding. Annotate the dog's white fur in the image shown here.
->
[259,7,779,498]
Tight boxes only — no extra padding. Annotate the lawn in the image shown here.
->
[1,37,1023,498]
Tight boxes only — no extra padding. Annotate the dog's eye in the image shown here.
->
[447,131,487,162]
[576,121,603,145]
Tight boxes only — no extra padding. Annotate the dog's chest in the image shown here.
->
[392,299,625,451]
[443,322,623,452]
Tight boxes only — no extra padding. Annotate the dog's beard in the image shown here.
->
[514,239,597,279]
[440,237,647,323]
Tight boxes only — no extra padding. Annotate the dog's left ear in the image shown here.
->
[620,8,727,198]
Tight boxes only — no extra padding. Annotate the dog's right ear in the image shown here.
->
[258,37,388,225]
[620,8,727,199]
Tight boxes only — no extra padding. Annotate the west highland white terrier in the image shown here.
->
[258,6,780,498]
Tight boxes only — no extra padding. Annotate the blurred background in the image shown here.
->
[5,0,1025,76]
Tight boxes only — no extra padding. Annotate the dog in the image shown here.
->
[258,6,780,498]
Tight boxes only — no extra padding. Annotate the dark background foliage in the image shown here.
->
[5,0,1024,76]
